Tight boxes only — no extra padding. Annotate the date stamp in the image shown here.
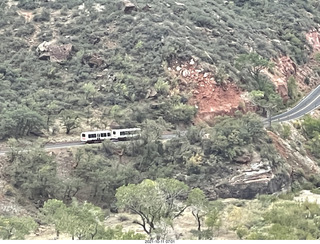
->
[145,240,175,244]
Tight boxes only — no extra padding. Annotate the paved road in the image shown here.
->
[264,84,320,124]
[1,85,319,155]
[0,133,183,156]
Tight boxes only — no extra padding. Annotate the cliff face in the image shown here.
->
[264,30,320,103]
[199,123,320,200]
[168,59,254,122]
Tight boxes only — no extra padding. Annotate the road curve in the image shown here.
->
[2,84,320,155]
[264,84,320,124]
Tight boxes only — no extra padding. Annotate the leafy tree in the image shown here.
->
[116,178,190,239]
[41,199,106,240]
[187,188,209,239]
[72,148,140,206]
[41,199,69,239]
[67,199,105,240]
[0,106,45,139]
[202,113,266,160]
[249,90,282,127]
[6,142,62,201]
[0,216,37,240]
[287,76,298,100]
[302,115,320,138]
[82,82,96,101]
[235,52,274,81]
[154,78,170,95]
[59,110,80,134]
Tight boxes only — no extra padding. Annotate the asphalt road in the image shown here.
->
[0,133,184,156]
[264,84,320,124]
[1,85,319,155]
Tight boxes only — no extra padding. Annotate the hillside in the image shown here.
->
[1,0,320,240]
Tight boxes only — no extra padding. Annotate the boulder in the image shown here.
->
[82,54,104,68]
[234,152,252,164]
[122,0,136,14]
[37,41,73,63]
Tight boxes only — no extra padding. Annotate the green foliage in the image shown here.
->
[235,52,274,80]
[314,52,320,63]
[287,76,298,100]
[202,113,266,160]
[72,148,140,206]
[97,225,146,240]
[41,199,146,240]
[0,215,37,240]
[250,89,283,111]
[0,0,318,134]
[302,115,320,157]
[0,106,45,139]
[280,124,292,139]
[302,115,320,138]
[116,178,190,238]
[40,199,69,238]
[245,201,320,240]
[187,188,222,240]
[6,142,62,201]
[59,110,80,134]
[41,199,106,240]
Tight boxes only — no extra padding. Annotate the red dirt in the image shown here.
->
[267,131,289,160]
[168,60,249,122]
[265,30,320,101]
[306,30,320,51]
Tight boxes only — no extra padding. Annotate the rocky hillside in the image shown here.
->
[1,0,320,134]
[1,0,320,240]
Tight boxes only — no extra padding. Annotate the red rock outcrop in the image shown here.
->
[306,29,320,51]
[168,59,249,122]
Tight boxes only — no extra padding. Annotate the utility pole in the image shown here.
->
[265,104,277,128]
[267,109,271,128]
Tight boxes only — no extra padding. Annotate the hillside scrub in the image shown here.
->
[1,0,320,240]
[0,0,320,136]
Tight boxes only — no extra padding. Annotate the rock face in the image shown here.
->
[265,30,320,101]
[199,150,291,200]
[168,59,253,122]
[263,56,297,102]
[215,171,291,199]
[122,0,136,13]
[306,29,320,51]
[200,127,320,200]
[37,41,73,63]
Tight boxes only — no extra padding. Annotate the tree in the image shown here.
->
[0,216,37,240]
[41,199,106,240]
[187,189,222,240]
[60,110,80,134]
[82,82,96,101]
[6,142,62,201]
[187,188,209,239]
[45,101,61,131]
[41,199,69,239]
[287,76,298,100]
[249,90,282,127]
[0,106,45,139]
[72,148,140,206]
[67,199,105,240]
[116,178,190,239]
[235,52,274,81]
